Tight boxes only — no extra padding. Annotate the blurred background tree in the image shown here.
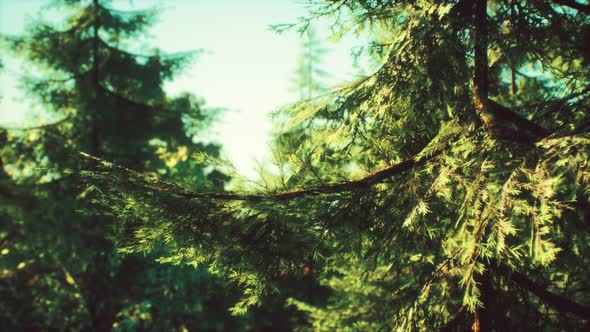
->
[0,0,251,330]
[290,26,330,100]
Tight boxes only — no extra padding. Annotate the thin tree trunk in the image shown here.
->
[91,0,101,156]
[473,0,492,129]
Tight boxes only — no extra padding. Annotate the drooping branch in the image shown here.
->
[79,130,459,202]
[80,152,420,202]
[268,156,420,200]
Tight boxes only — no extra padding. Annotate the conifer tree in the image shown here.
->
[80,0,589,330]
[291,26,330,99]
[0,1,243,330]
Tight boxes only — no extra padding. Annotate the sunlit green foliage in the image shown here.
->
[2,0,589,331]
[88,1,590,331]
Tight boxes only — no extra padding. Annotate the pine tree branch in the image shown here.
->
[98,85,178,114]
[497,266,590,319]
[79,130,460,202]
[99,39,197,60]
[80,152,419,202]
[34,71,91,84]
[552,0,590,14]
[0,116,71,131]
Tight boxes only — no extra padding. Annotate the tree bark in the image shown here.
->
[473,0,492,129]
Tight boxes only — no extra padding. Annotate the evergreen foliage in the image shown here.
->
[0,0,250,330]
[86,1,590,331]
[1,0,589,330]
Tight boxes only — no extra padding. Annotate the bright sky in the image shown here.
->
[0,0,365,178]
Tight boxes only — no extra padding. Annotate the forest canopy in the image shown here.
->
[1,0,589,331]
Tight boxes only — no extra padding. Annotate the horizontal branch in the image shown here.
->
[80,153,419,202]
[266,156,420,200]
[80,131,459,202]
